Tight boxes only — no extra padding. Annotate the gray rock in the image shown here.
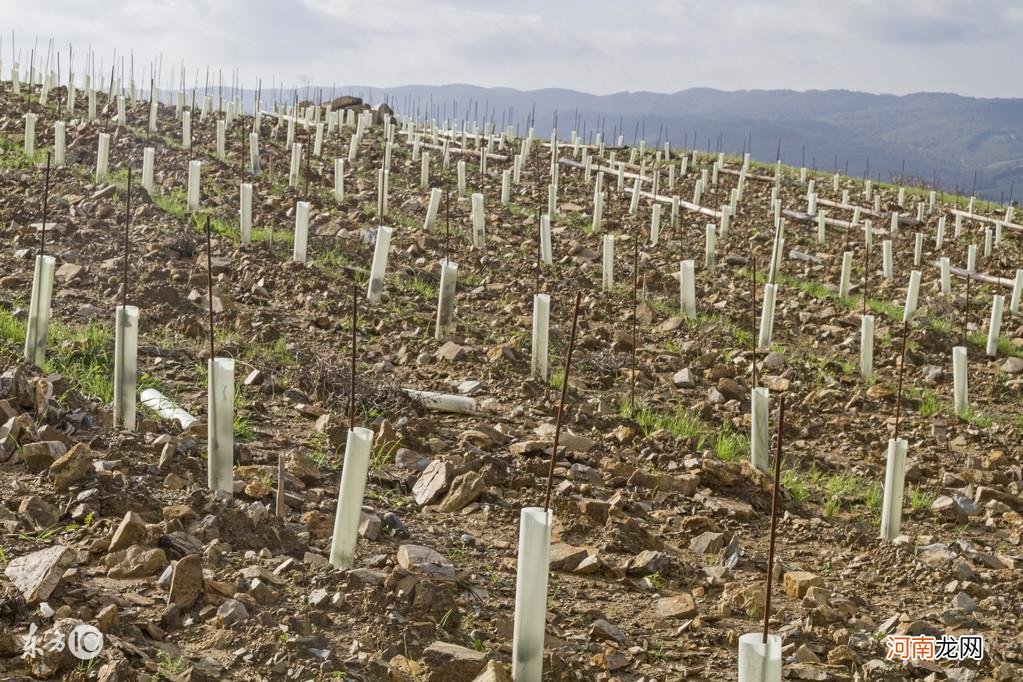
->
[4,545,75,603]
[167,554,204,608]
[108,511,146,552]
[690,531,726,555]
[396,545,455,579]
[217,598,249,626]
[672,368,695,388]
[413,459,452,506]
[589,618,628,644]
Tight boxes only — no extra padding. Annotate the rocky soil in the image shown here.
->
[0,81,1021,681]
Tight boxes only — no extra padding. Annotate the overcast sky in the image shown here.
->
[2,0,1020,98]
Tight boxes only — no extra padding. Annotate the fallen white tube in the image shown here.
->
[328,427,374,569]
[403,389,476,414]
[511,507,553,682]
[140,388,197,429]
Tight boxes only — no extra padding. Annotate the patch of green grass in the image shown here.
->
[409,276,438,300]
[648,298,675,317]
[917,389,941,417]
[156,650,187,678]
[307,432,333,469]
[153,188,189,218]
[867,298,903,321]
[0,134,48,169]
[713,425,748,462]
[46,321,115,403]
[233,391,256,442]
[961,407,993,428]
[781,469,809,503]
[548,367,565,389]
[372,439,399,471]
[864,484,884,521]
[0,307,27,347]
[908,487,934,513]
[624,403,708,448]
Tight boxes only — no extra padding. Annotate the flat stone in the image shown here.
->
[168,554,204,608]
[673,368,695,388]
[4,545,75,603]
[49,442,93,491]
[108,511,146,552]
[108,548,167,579]
[1000,357,1023,374]
[784,571,824,599]
[436,341,465,362]
[217,598,249,626]
[589,618,628,644]
[423,641,486,681]
[21,441,66,472]
[18,495,60,530]
[438,472,485,512]
[549,543,588,572]
[413,459,453,506]
[625,550,669,577]
[690,531,726,555]
[396,545,455,580]
[471,660,512,682]
[654,593,697,619]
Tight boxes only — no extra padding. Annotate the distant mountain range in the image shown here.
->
[257,85,1023,203]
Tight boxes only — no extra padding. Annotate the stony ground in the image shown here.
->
[0,81,1021,682]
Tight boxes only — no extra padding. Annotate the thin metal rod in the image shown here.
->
[751,255,758,388]
[630,216,638,410]
[349,280,357,429]
[763,394,785,644]
[205,216,215,361]
[894,319,909,439]
[122,167,132,308]
[543,292,582,512]
[40,153,51,258]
